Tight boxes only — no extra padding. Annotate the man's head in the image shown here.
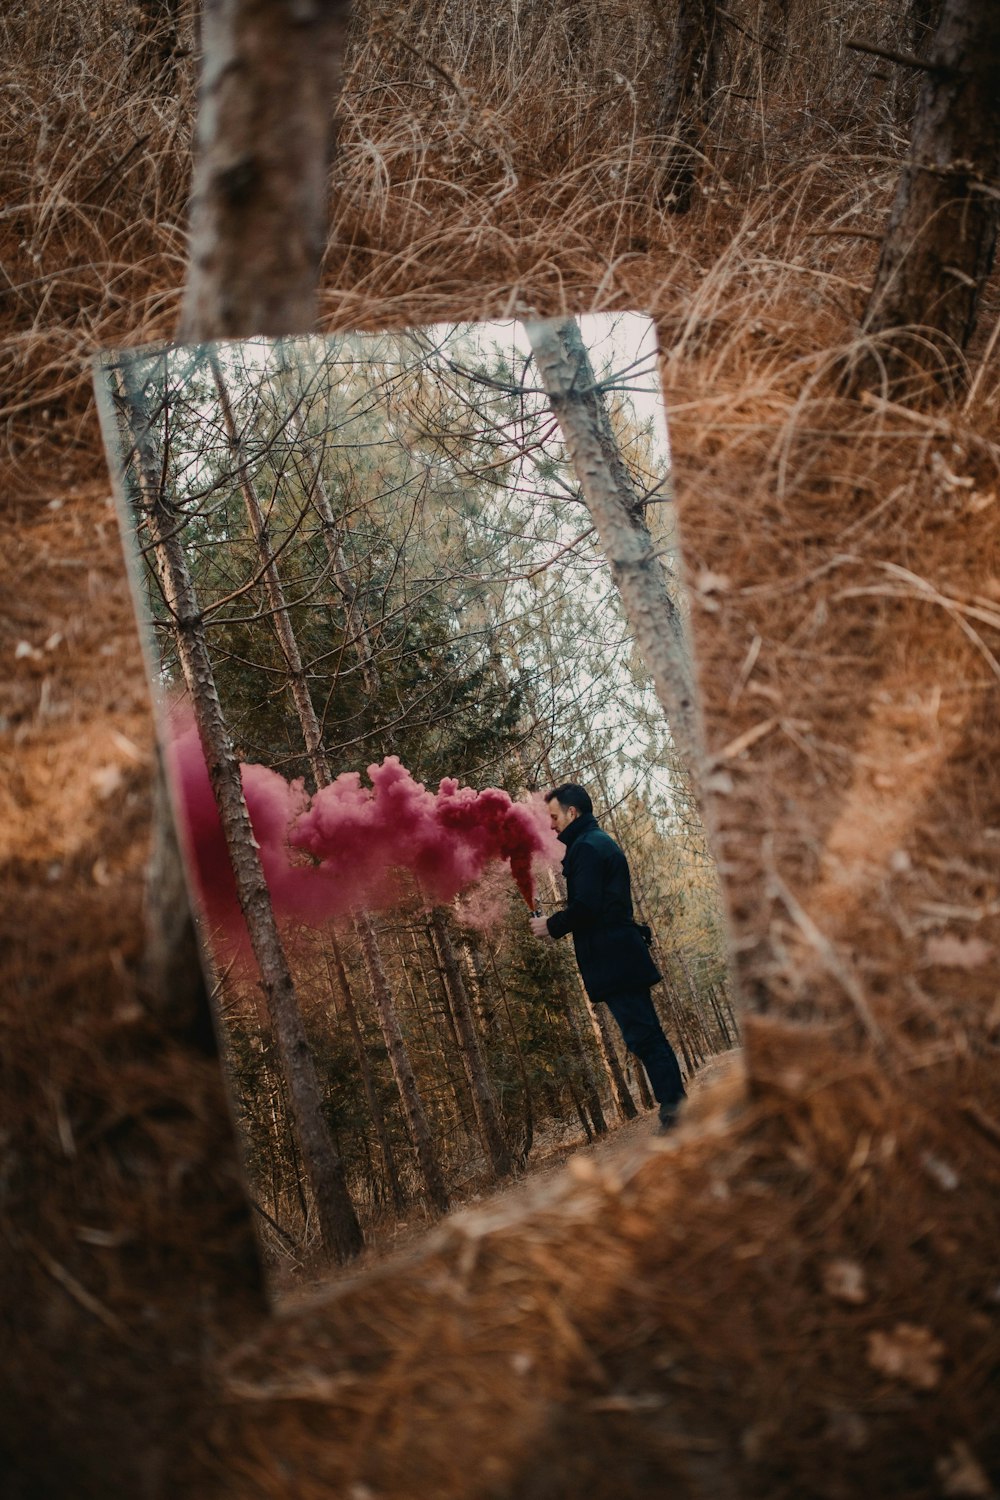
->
[544,783,593,834]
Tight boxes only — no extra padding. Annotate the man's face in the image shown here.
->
[546,798,577,834]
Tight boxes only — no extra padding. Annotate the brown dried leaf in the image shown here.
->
[924,934,994,969]
[867,1323,944,1390]
[823,1258,867,1305]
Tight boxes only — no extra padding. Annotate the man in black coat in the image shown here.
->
[529,783,686,1131]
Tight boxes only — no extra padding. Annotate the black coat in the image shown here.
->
[545,813,662,1002]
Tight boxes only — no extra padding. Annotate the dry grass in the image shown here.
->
[3,0,1000,1495]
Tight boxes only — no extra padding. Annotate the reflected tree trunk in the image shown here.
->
[589,996,640,1122]
[429,908,513,1180]
[523,317,703,785]
[275,343,383,703]
[213,360,448,1219]
[117,359,363,1263]
[210,352,331,787]
[555,968,610,1137]
[326,935,406,1215]
[356,912,450,1215]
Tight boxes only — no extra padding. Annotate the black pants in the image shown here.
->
[603,989,685,1108]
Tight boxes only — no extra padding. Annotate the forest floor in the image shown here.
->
[274,1050,740,1300]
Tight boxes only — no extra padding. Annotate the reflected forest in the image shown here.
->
[99,318,736,1272]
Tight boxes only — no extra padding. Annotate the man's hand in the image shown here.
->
[529,914,552,940]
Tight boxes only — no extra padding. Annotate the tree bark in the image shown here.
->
[210,352,330,788]
[210,356,448,1221]
[858,0,1000,388]
[589,996,640,1122]
[403,927,474,1135]
[537,864,616,1130]
[356,912,450,1216]
[268,362,446,1216]
[429,908,513,1180]
[326,935,406,1214]
[483,942,535,1162]
[275,342,383,703]
[555,969,610,1136]
[118,359,363,1263]
[653,0,719,212]
[136,0,357,1266]
[139,737,217,1054]
[206,353,367,1255]
[179,0,352,340]
[523,317,703,785]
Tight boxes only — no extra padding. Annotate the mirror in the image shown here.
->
[94,316,736,1282]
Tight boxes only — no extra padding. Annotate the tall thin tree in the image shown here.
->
[523,317,703,785]
[118,357,363,1262]
[858,0,1000,390]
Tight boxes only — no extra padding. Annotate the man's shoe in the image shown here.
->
[655,1100,683,1135]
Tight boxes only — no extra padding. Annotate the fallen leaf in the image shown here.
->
[823,1258,867,1305]
[867,1323,944,1390]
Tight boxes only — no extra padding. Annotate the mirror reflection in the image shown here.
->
[95,317,736,1278]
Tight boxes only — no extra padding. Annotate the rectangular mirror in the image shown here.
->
[94,317,737,1281]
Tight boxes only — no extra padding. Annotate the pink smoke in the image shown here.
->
[166,712,560,945]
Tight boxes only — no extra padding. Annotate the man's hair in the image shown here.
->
[544,783,593,817]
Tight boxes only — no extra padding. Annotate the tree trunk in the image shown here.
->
[139,738,216,1054]
[135,0,357,1266]
[261,349,446,1219]
[484,943,535,1163]
[555,969,610,1136]
[428,909,513,1179]
[207,352,367,1254]
[910,0,946,51]
[632,1056,655,1110]
[356,912,450,1216]
[179,0,352,340]
[117,359,363,1263]
[211,363,441,1228]
[653,0,719,212]
[523,317,703,784]
[459,932,494,1031]
[536,864,614,1128]
[275,343,383,703]
[326,935,406,1214]
[404,927,474,1137]
[589,997,640,1122]
[859,0,1000,388]
[210,353,330,787]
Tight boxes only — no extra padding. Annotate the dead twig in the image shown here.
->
[845,38,944,74]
